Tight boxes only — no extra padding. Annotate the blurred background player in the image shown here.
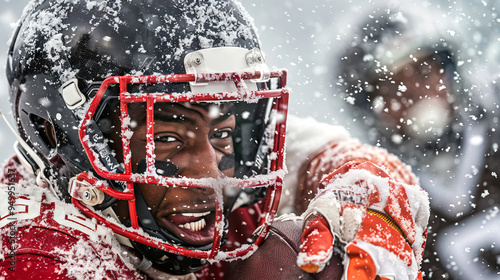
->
[334,4,500,279]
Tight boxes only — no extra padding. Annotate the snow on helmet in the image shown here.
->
[7,0,288,274]
[336,5,460,140]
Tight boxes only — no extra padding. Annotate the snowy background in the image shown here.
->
[1,0,499,162]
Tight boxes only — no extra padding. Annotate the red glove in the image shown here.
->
[297,161,429,280]
[297,215,334,273]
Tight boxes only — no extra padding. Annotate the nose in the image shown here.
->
[177,137,225,179]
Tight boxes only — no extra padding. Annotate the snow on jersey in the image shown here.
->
[0,179,142,280]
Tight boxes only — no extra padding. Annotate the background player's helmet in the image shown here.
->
[334,4,495,218]
[335,7,489,166]
[7,0,288,274]
[336,7,461,150]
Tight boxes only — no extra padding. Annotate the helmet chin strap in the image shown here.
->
[100,207,135,247]
[119,245,197,280]
[0,109,56,196]
[100,206,204,277]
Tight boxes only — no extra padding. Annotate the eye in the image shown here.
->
[212,129,233,140]
[155,135,179,143]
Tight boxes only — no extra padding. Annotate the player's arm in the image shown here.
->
[296,140,430,280]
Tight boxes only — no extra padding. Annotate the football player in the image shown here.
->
[1,1,429,279]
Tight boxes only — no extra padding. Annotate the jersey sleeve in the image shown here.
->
[1,247,75,280]
[281,115,351,214]
[0,183,144,280]
[283,115,418,214]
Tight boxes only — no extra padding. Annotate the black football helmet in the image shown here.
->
[7,0,288,275]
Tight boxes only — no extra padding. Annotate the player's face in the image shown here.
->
[371,56,453,137]
[125,102,236,246]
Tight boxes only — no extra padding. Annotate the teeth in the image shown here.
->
[179,218,207,232]
[180,211,210,217]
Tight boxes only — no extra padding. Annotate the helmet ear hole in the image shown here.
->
[44,120,57,149]
[29,114,57,150]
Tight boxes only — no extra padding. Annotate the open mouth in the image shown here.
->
[159,210,218,247]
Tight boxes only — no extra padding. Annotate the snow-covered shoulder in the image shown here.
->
[0,181,141,280]
[280,115,351,214]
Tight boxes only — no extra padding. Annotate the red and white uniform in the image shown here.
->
[0,157,267,280]
[0,116,427,280]
[282,115,419,214]
[0,157,143,280]
[280,116,429,280]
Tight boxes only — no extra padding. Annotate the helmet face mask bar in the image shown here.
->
[69,47,289,269]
